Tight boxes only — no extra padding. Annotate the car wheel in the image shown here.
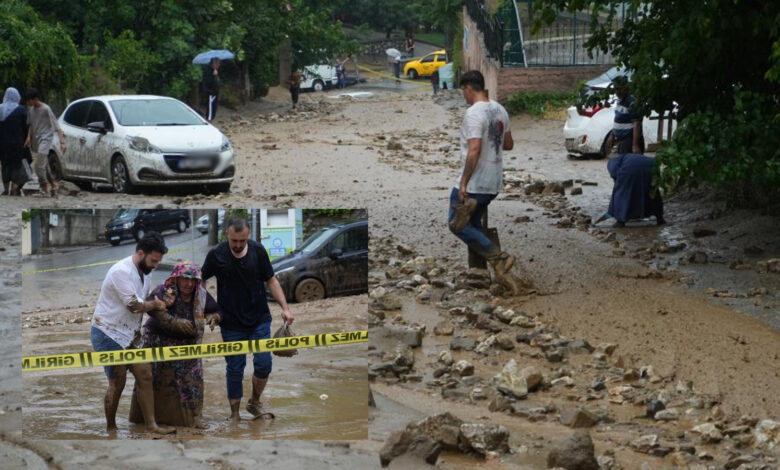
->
[134,227,146,241]
[109,239,120,246]
[111,156,137,194]
[598,135,612,159]
[408,69,418,79]
[177,219,187,233]
[313,80,324,92]
[294,278,325,303]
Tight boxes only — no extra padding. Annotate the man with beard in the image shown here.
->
[201,216,294,422]
[90,231,176,435]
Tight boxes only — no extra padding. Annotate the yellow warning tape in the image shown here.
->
[357,64,428,86]
[22,248,193,275]
[22,330,368,372]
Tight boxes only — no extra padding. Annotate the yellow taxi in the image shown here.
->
[403,49,448,79]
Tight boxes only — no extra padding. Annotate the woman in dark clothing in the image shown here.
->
[129,262,221,429]
[0,87,28,195]
[606,153,665,227]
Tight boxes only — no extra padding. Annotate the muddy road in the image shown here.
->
[1,81,779,468]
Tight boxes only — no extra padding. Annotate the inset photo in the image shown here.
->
[21,208,368,439]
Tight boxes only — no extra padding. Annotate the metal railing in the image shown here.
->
[465,0,504,66]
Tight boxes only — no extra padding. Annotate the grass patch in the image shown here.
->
[415,32,445,47]
[504,91,576,118]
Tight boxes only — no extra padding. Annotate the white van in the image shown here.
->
[301,64,338,91]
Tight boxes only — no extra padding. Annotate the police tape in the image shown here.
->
[22,247,193,275]
[22,330,368,372]
[356,64,428,86]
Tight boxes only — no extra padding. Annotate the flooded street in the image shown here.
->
[22,295,368,440]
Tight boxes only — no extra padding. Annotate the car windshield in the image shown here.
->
[296,227,339,254]
[112,208,138,219]
[109,99,205,127]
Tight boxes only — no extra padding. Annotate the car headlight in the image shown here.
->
[127,136,162,154]
[123,222,134,229]
[221,135,232,152]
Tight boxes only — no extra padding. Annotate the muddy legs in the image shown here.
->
[129,363,175,434]
[104,368,126,431]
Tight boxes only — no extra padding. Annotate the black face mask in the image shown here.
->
[138,255,154,275]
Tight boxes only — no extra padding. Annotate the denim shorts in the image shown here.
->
[90,326,124,378]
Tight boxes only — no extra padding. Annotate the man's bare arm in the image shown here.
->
[267,276,294,325]
[503,131,514,151]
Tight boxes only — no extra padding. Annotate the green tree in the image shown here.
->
[419,0,462,56]
[0,0,81,104]
[532,0,780,201]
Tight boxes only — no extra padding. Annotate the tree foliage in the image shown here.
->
[0,0,81,103]
[532,0,780,201]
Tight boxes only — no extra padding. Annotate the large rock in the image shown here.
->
[559,407,599,428]
[493,359,542,399]
[459,423,510,456]
[433,320,454,336]
[450,337,477,351]
[379,430,441,467]
[630,434,659,453]
[453,360,474,377]
[413,413,463,450]
[546,429,599,470]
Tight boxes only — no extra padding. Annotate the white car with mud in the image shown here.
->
[50,95,234,193]
[563,67,676,157]
[301,64,339,91]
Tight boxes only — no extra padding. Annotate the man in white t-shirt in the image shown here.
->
[90,231,176,434]
[449,70,519,294]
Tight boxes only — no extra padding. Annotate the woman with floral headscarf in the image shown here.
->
[0,87,28,195]
[129,261,221,429]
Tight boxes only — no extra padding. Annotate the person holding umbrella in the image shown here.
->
[202,57,221,122]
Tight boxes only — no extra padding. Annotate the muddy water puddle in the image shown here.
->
[23,317,367,440]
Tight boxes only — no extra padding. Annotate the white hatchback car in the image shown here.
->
[50,95,234,193]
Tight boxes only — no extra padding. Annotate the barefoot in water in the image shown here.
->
[148,424,176,434]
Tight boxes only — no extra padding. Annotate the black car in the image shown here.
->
[105,208,190,246]
[271,220,368,302]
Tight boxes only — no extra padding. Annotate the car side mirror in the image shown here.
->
[330,248,343,259]
[86,121,108,135]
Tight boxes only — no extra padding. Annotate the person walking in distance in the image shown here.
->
[448,70,519,295]
[200,216,295,422]
[202,57,221,122]
[24,88,64,197]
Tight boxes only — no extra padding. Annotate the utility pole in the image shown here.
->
[207,209,219,246]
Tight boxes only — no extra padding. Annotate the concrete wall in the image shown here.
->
[46,210,115,247]
[462,8,501,100]
[462,6,611,102]
[496,65,612,101]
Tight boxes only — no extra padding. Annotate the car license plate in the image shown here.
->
[179,158,211,170]
[110,236,120,240]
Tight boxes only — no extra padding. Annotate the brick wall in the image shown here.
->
[496,65,611,101]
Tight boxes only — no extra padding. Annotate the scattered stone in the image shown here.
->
[433,320,454,336]
[453,360,474,377]
[590,379,606,391]
[545,349,564,363]
[459,423,510,456]
[493,359,542,399]
[630,434,659,453]
[450,337,477,351]
[380,430,441,467]
[687,251,708,264]
[556,217,574,229]
[488,396,512,413]
[438,351,454,366]
[645,399,666,418]
[654,409,680,421]
[396,244,414,255]
[754,419,780,449]
[525,181,545,195]
[375,324,424,348]
[514,216,531,223]
[546,429,599,470]
[567,339,594,354]
[690,423,723,443]
[570,187,583,196]
[559,408,599,428]
[550,376,574,387]
[386,139,403,151]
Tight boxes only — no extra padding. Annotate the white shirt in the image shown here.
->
[456,100,511,195]
[92,256,152,348]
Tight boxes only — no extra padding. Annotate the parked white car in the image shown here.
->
[195,209,226,234]
[563,102,676,157]
[50,95,234,193]
[563,67,676,157]
[301,64,339,91]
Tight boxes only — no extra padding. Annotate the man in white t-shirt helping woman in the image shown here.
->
[449,70,520,295]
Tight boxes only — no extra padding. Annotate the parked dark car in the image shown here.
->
[105,208,190,246]
[271,220,368,302]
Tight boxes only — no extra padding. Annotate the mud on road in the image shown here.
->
[0,83,779,468]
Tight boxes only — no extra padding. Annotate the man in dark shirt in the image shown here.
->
[201,216,294,422]
[608,76,644,155]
